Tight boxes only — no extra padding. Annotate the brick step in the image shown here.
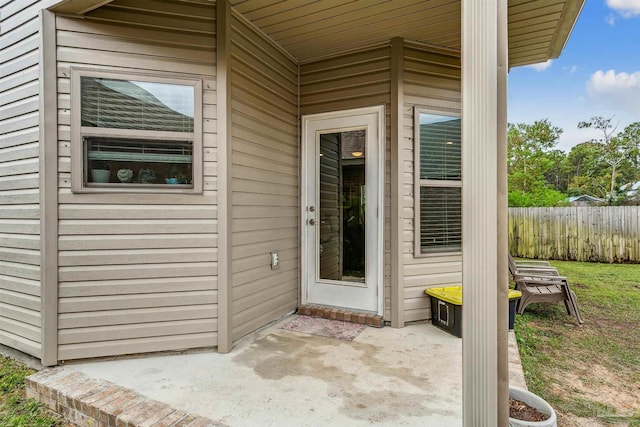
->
[297,305,384,327]
[26,368,223,427]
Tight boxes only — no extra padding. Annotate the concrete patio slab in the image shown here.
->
[68,316,464,427]
[24,315,529,426]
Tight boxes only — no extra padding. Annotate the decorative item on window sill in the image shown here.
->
[167,164,189,185]
[138,169,155,184]
[90,160,110,183]
[117,169,133,183]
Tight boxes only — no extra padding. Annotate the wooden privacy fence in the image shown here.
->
[508,207,640,263]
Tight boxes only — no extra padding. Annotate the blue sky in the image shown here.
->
[508,0,640,152]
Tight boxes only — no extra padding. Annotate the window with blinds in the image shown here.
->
[80,77,194,132]
[415,110,462,255]
[71,69,202,192]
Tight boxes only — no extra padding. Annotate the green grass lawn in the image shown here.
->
[0,356,63,427]
[514,260,640,426]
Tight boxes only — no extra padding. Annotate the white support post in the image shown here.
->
[461,0,509,425]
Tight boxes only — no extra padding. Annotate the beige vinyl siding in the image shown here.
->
[402,42,462,322]
[230,13,299,340]
[55,0,218,360]
[0,0,50,358]
[300,46,392,319]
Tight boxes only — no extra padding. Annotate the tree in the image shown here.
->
[545,149,570,192]
[578,116,634,203]
[507,187,567,207]
[563,142,609,197]
[507,119,565,206]
[617,122,640,180]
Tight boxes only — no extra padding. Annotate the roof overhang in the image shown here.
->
[508,0,585,67]
[50,0,115,15]
[50,0,584,67]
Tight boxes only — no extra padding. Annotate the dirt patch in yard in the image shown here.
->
[570,282,589,289]
[551,364,640,413]
[558,412,617,427]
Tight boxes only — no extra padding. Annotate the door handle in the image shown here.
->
[308,219,316,225]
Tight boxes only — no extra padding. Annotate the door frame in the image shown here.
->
[300,105,385,315]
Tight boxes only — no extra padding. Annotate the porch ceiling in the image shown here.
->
[229,0,584,66]
[51,0,584,67]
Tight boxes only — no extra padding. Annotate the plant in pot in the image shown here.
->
[90,160,111,183]
[166,164,188,184]
[509,386,557,427]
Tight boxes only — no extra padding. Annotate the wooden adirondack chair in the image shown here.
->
[508,254,558,276]
[509,255,584,325]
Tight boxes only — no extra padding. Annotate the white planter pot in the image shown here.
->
[509,386,557,427]
[91,169,110,183]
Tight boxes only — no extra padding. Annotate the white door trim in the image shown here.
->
[301,105,385,315]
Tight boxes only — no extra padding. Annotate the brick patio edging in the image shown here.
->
[26,368,225,427]
[297,305,383,327]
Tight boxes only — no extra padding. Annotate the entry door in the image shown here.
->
[302,106,384,314]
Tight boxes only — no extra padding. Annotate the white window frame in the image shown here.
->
[70,68,203,194]
[414,107,462,257]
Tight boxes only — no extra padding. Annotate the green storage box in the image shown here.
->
[424,286,522,337]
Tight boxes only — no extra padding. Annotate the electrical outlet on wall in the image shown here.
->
[270,251,279,270]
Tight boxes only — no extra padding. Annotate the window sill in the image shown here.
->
[75,183,201,195]
[413,250,462,259]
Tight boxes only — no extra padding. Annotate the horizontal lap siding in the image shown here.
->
[300,47,392,319]
[55,0,218,360]
[0,0,51,358]
[402,44,461,322]
[230,15,299,340]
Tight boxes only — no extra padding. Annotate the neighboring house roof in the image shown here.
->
[620,180,640,197]
[567,195,604,203]
[52,0,585,67]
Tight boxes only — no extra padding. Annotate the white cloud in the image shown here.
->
[570,65,578,74]
[558,128,604,151]
[527,60,553,72]
[586,70,640,115]
[606,14,617,25]
[606,0,640,17]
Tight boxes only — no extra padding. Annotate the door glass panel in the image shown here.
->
[318,130,366,283]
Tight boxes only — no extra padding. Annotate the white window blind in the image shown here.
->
[416,111,462,254]
[81,77,194,132]
[419,187,462,251]
[419,119,461,181]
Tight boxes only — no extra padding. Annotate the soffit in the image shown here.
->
[229,0,584,66]
[51,0,583,67]
[51,0,116,14]
[230,0,461,62]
